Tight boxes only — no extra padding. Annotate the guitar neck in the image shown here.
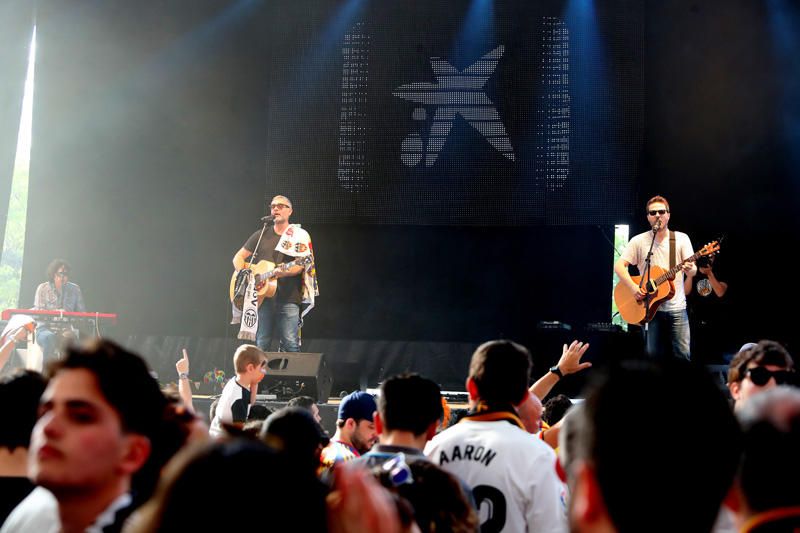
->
[653,250,703,286]
[256,257,308,281]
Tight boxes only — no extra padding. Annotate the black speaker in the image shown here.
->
[259,352,333,403]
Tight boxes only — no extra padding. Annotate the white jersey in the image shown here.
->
[425,418,567,533]
[209,377,250,438]
[621,229,694,312]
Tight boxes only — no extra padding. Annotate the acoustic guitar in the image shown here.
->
[230,256,312,310]
[613,241,719,325]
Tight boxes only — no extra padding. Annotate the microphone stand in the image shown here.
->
[233,218,274,302]
[640,223,660,355]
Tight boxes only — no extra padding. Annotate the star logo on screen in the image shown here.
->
[393,45,515,167]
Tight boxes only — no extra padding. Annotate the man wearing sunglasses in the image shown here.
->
[614,195,696,360]
[32,259,86,364]
[727,340,796,410]
[232,195,316,352]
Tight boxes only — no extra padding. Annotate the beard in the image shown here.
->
[350,431,375,454]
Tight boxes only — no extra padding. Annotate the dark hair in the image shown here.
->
[127,439,327,533]
[542,394,572,426]
[261,407,329,474]
[49,339,169,503]
[728,340,794,384]
[469,340,531,406]
[287,395,316,410]
[48,339,166,437]
[373,459,478,533]
[695,254,713,269]
[737,387,800,513]
[46,259,71,283]
[378,374,443,436]
[577,359,741,533]
[0,370,46,450]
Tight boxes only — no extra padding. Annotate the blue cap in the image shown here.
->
[338,391,377,422]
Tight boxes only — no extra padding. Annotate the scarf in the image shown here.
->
[237,271,259,341]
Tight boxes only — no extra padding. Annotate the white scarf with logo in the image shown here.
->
[237,271,259,341]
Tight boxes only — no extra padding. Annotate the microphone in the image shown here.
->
[261,215,276,223]
[652,219,662,232]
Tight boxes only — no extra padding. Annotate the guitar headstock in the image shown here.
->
[697,240,720,257]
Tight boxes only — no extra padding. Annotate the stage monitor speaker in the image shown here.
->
[260,352,332,403]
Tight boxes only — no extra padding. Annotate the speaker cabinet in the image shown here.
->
[260,352,332,402]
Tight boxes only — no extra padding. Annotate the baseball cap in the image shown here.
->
[338,391,377,422]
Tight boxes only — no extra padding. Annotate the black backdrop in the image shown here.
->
[260,0,642,225]
[13,0,800,384]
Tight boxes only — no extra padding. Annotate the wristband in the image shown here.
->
[179,372,190,380]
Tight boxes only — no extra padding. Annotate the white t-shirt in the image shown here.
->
[209,377,250,438]
[621,229,694,312]
[1,487,58,533]
[425,419,568,533]
[1,488,130,533]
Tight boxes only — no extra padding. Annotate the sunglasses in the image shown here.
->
[648,209,668,216]
[746,366,797,387]
[270,203,290,210]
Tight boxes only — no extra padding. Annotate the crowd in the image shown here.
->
[0,336,797,532]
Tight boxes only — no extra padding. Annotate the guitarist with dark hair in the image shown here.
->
[231,195,318,352]
[614,195,696,360]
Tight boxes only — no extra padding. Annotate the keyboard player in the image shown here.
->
[32,259,86,362]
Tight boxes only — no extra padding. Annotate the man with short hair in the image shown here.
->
[232,195,318,352]
[3,339,167,533]
[358,373,443,468]
[261,407,330,476]
[355,374,479,522]
[569,359,741,533]
[320,391,377,471]
[614,195,696,360]
[727,340,796,410]
[425,340,568,532]
[287,395,322,424]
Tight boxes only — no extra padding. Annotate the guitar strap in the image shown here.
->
[669,230,676,269]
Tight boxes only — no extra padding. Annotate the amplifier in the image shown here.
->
[259,352,332,403]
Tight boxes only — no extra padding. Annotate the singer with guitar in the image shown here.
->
[614,196,696,360]
[231,195,316,352]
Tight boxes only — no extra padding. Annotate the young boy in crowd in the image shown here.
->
[209,345,267,438]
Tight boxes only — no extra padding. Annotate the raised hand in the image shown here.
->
[556,340,592,376]
[176,348,190,375]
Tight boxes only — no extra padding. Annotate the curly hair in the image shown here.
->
[45,259,71,282]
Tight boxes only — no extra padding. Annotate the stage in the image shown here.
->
[0,0,796,384]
